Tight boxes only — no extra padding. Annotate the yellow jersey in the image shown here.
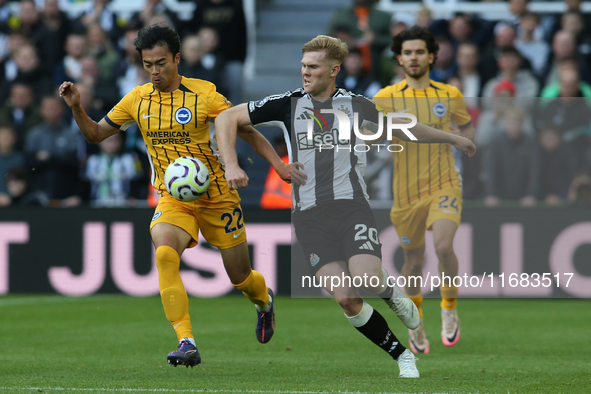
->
[374,79,472,208]
[104,77,232,200]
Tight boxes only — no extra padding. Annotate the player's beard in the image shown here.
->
[403,63,429,80]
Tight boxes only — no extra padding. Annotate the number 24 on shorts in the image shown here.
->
[439,195,458,213]
[221,207,244,234]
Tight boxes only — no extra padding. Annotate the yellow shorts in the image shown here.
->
[150,190,247,249]
[390,187,462,249]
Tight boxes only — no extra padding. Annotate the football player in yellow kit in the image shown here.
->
[60,24,295,367]
[374,26,476,353]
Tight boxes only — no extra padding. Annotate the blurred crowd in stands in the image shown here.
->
[330,0,591,208]
[0,0,590,209]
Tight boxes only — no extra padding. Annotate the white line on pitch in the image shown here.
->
[0,387,422,394]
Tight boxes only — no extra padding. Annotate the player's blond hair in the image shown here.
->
[302,35,349,64]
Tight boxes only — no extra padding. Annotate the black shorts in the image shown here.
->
[293,200,382,274]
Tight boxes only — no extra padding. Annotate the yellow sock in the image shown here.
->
[233,270,269,308]
[156,245,193,341]
[408,293,424,319]
[440,284,458,310]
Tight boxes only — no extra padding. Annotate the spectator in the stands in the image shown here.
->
[0,166,49,207]
[542,30,589,86]
[53,33,87,88]
[482,46,539,106]
[86,23,119,83]
[0,125,24,194]
[536,125,577,206]
[78,0,124,46]
[84,132,143,207]
[416,6,432,29]
[456,42,482,97]
[7,44,53,100]
[477,79,535,147]
[24,95,81,206]
[430,37,456,83]
[483,107,540,208]
[515,13,550,79]
[116,28,149,98]
[328,0,391,78]
[178,34,226,95]
[10,0,42,39]
[537,67,591,167]
[190,0,248,104]
[0,83,42,151]
[0,32,28,98]
[480,23,517,85]
[336,47,381,98]
[33,0,71,73]
[128,0,184,33]
[560,11,591,82]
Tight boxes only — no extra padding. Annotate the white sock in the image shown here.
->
[256,294,273,312]
[181,337,196,347]
[346,302,374,327]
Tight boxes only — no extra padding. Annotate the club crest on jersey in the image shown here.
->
[432,102,447,118]
[175,107,193,125]
[338,104,352,118]
[309,253,320,267]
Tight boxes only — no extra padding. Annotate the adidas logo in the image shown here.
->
[297,112,313,120]
[359,241,374,251]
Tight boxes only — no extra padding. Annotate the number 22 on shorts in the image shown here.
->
[221,207,244,237]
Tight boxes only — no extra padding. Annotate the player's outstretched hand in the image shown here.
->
[452,135,476,158]
[58,81,81,109]
[277,162,307,185]
[225,164,249,190]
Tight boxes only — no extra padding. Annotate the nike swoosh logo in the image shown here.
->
[409,337,427,353]
[143,114,156,119]
[446,326,459,343]
[173,323,181,329]
[233,230,244,239]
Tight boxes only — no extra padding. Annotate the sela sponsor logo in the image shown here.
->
[175,107,193,125]
[152,211,162,221]
[400,236,411,246]
[297,128,349,150]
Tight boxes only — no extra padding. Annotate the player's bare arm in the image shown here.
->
[450,123,476,141]
[216,104,307,189]
[58,81,120,144]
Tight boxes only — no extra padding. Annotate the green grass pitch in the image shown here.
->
[0,295,589,393]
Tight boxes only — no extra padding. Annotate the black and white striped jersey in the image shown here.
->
[248,88,381,211]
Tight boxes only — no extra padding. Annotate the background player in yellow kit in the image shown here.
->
[59,24,291,367]
[374,26,476,354]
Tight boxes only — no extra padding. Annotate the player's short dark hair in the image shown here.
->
[391,25,439,69]
[134,23,181,58]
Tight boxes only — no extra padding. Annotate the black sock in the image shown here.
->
[380,285,394,300]
[355,309,406,359]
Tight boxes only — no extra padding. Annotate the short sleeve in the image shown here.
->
[248,92,292,125]
[358,95,384,133]
[450,87,472,128]
[207,84,233,119]
[103,88,137,129]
